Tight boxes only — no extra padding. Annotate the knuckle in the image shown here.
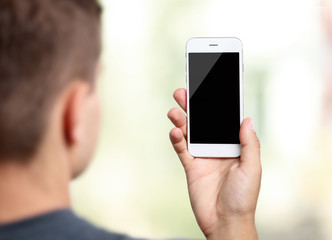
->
[254,134,261,149]
[169,128,176,138]
[173,89,180,98]
[167,107,178,118]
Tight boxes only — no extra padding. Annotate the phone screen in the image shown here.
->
[189,52,240,144]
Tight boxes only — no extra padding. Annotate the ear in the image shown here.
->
[63,82,90,146]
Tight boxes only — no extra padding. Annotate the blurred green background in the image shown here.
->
[70,0,332,239]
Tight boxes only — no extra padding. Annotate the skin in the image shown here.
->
[168,88,262,240]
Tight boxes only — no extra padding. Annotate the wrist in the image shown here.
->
[206,215,258,240]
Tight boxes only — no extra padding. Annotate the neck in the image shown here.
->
[0,155,71,224]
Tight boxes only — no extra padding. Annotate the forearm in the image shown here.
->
[206,217,258,240]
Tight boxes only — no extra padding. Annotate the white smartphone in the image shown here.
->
[186,37,243,158]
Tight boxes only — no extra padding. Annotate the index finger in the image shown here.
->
[173,88,187,112]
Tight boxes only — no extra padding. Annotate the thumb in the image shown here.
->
[239,118,261,168]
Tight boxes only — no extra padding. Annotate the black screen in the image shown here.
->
[189,52,240,144]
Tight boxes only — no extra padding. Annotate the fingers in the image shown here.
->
[173,88,187,112]
[169,127,194,167]
[167,107,187,137]
[239,118,261,171]
[170,88,193,166]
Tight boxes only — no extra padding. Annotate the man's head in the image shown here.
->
[0,0,102,178]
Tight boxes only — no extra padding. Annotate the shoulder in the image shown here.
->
[59,211,142,240]
[0,209,144,240]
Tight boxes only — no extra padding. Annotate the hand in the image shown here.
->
[168,88,262,240]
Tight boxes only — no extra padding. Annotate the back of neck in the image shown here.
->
[0,158,71,225]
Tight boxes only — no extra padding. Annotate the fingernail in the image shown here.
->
[249,119,254,130]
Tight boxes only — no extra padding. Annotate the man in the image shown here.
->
[0,0,262,239]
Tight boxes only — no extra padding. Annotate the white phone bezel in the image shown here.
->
[186,37,243,158]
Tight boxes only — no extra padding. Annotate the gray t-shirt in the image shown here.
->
[0,209,144,240]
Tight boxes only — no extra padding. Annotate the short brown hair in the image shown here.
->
[0,0,102,159]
